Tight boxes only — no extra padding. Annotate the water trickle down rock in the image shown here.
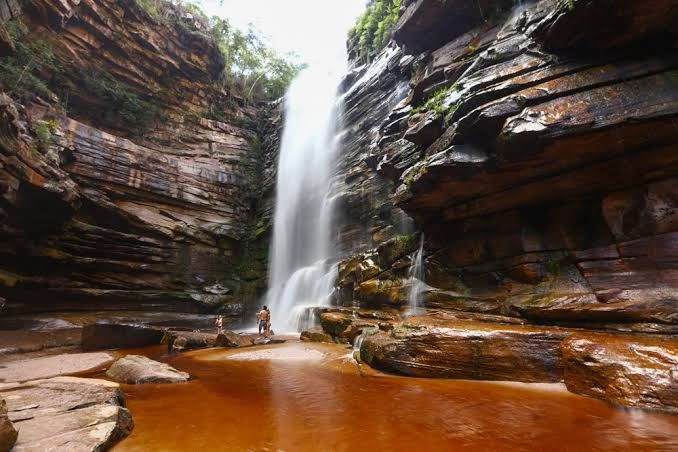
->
[407,234,426,316]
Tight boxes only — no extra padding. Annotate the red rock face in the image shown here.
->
[333,0,678,412]
[0,0,276,315]
[361,317,567,382]
[561,335,678,413]
[338,0,678,330]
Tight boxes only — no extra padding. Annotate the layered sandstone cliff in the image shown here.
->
[325,0,678,412]
[0,0,274,315]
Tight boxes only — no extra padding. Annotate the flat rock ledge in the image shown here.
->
[0,352,115,383]
[358,315,678,413]
[0,376,132,451]
[106,355,189,384]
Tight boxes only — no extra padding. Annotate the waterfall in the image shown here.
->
[407,234,425,316]
[265,67,343,333]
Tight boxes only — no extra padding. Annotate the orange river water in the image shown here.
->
[113,340,678,452]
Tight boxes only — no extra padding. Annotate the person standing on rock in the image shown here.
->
[215,315,223,335]
[265,306,272,338]
[257,306,269,336]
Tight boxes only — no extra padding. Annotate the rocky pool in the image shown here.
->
[114,341,678,451]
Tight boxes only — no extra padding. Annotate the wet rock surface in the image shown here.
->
[215,331,255,348]
[300,328,335,344]
[360,317,567,382]
[561,335,678,413]
[331,0,678,413]
[106,355,189,384]
[0,352,114,383]
[355,312,678,413]
[0,398,17,451]
[319,309,398,344]
[165,331,217,352]
[0,376,132,450]
[82,323,165,351]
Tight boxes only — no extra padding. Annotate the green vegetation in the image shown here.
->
[79,71,164,134]
[0,0,303,136]
[410,84,458,127]
[0,20,60,103]
[0,19,163,133]
[393,233,415,251]
[209,16,304,101]
[31,119,58,153]
[423,87,451,117]
[135,0,304,102]
[348,0,401,63]
[454,276,472,297]
[544,255,562,275]
[404,163,428,186]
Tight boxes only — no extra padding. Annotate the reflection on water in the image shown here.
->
[114,342,678,452]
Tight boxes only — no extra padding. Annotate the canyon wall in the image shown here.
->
[0,0,274,316]
[326,0,678,412]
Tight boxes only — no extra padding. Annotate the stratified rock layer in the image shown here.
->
[561,336,678,413]
[357,315,678,412]
[0,352,114,382]
[0,376,133,450]
[0,0,274,315]
[360,316,566,382]
[335,0,678,413]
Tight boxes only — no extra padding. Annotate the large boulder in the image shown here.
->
[354,278,409,307]
[82,322,165,351]
[360,317,568,382]
[300,328,335,344]
[165,331,216,351]
[319,310,396,343]
[106,355,189,384]
[215,331,254,348]
[0,398,17,451]
[561,335,678,413]
[0,352,115,383]
[0,376,133,450]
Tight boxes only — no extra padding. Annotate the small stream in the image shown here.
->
[114,341,678,451]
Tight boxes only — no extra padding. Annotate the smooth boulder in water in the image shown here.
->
[106,355,189,384]
[216,331,251,347]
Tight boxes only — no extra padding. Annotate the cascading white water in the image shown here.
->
[265,67,343,332]
[407,234,425,316]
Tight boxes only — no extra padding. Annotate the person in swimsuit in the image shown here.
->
[264,306,271,338]
[258,306,268,336]
[215,315,223,335]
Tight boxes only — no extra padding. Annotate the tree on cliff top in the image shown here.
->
[208,16,304,101]
[138,0,304,102]
[348,0,400,64]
